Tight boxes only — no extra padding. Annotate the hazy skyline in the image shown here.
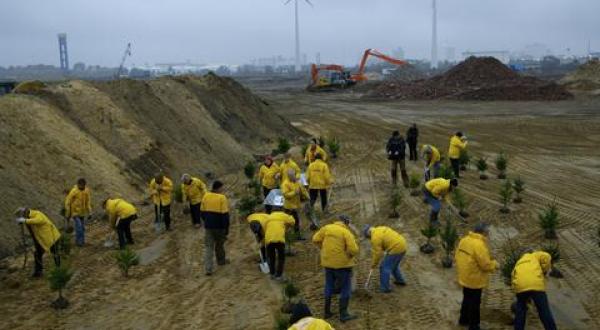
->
[2,0,599,67]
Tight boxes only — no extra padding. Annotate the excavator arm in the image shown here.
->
[351,48,407,82]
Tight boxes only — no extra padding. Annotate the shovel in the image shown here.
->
[364,269,374,290]
[103,231,116,248]
[258,247,270,274]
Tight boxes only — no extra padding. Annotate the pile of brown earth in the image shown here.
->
[561,59,600,96]
[0,73,301,257]
[367,56,573,101]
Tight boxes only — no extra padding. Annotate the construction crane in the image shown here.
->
[115,43,132,78]
[350,48,408,82]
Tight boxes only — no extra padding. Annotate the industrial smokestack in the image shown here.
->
[58,33,69,72]
[431,0,438,69]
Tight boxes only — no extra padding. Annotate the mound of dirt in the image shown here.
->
[0,74,302,257]
[561,59,600,95]
[368,57,574,101]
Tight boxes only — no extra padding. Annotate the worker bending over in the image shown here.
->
[15,207,61,277]
[149,173,173,231]
[305,138,328,165]
[424,178,458,225]
[455,223,498,330]
[512,250,557,330]
[282,169,309,238]
[422,144,441,181]
[181,173,207,228]
[307,154,332,213]
[363,225,408,292]
[64,178,92,246]
[200,180,230,276]
[288,302,334,330]
[448,132,468,178]
[313,214,359,322]
[103,198,138,249]
[247,212,269,267]
[259,156,280,213]
[264,197,296,281]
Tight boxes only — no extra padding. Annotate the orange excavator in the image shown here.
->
[308,49,407,91]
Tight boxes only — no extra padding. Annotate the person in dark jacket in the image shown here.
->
[406,124,419,161]
[200,180,230,275]
[386,131,408,187]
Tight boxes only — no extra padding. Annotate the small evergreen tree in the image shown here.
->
[439,220,458,268]
[438,161,456,180]
[237,196,260,218]
[277,138,291,155]
[495,152,508,179]
[459,149,471,171]
[512,177,525,203]
[283,280,300,305]
[409,172,421,196]
[389,187,402,218]
[48,263,73,309]
[57,232,72,258]
[476,157,488,180]
[420,224,439,254]
[499,179,513,213]
[451,188,469,218]
[501,243,522,286]
[115,248,140,277]
[172,184,184,203]
[244,161,256,181]
[327,137,341,159]
[274,314,290,330]
[542,243,563,278]
[539,201,559,239]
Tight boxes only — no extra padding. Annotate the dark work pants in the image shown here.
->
[285,209,301,232]
[324,268,353,299]
[117,215,136,249]
[33,239,60,275]
[450,158,460,178]
[204,229,228,273]
[155,204,172,230]
[390,158,408,186]
[459,287,482,330]
[514,291,557,330]
[309,189,328,211]
[263,187,273,213]
[267,242,285,277]
[408,141,418,161]
[190,203,202,225]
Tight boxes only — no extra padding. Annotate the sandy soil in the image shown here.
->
[1,80,600,330]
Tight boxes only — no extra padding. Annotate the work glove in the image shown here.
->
[16,217,26,224]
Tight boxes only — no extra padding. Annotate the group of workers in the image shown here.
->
[11,127,558,330]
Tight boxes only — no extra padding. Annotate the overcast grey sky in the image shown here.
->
[1,0,599,67]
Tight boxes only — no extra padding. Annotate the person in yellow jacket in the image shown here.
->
[512,251,557,330]
[362,225,408,292]
[264,197,296,280]
[305,138,328,165]
[448,132,468,178]
[15,208,61,277]
[280,152,301,183]
[424,178,458,225]
[181,173,207,228]
[422,144,441,181]
[64,178,92,246]
[149,173,174,231]
[288,302,335,330]
[307,154,332,213]
[455,223,498,330]
[200,181,230,275]
[313,215,359,322]
[282,169,309,237]
[103,198,138,249]
[259,156,280,213]
[247,212,270,266]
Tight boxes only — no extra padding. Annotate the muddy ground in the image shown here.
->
[1,79,600,330]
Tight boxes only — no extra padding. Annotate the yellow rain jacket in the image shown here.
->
[305,145,328,164]
[149,177,173,206]
[64,185,92,218]
[425,178,451,200]
[288,317,334,330]
[512,251,552,293]
[280,159,302,182]
[448,135,468,159]
[282,180,309,210]
[307,160,332,190]
[259,163,281,189]
[455,232,497,289]
[264,211,295,244]
[105,199,137,229]
[182,177,207,205]
[313,221,359,269]
[369,226,407,269]
[424,145,441,167]
[247,212,270,244]
[25,210,61,252]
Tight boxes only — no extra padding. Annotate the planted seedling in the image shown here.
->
[420,224,439,254]
[281,280,300,312]
[244,161,256,181]
[476,157,488,180]
[542,243,563,278]
[539,200,559,239]
[285,230,299,256]
[439,220,458,268]
[172,184,184,203]
[237,195,260,218]
[459,149,471,171]
[57,232,72,258]
[495,152,508,179]
[501,241,523,286]
[327,137,341,159]
[277,138,291,155]
[274,313,290,330]
[389,187,402,218]
[409,172,421,196]
[512,177,525,203]
[499,179,513,214]
[115,247,140,277]
[438,161,456,180]
[451,188,469,218]
[47,263,73,309]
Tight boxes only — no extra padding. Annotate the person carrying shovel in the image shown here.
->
[64,178,92,246]
[181,173,207,228]
[103,198,138,249]
[247,212,270,274]
[149,173,173,231]
[362,225,408,293]
[14,207,61,277]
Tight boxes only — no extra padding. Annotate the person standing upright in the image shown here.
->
[200,180,230,276]
[149,173,173,231]
[14,207,61,277]
[386,130,408,187]
[281,169,309,238]
[307,154,333,213]
[279,152,301,183]
[448,131,468,178]
[181,173,207,228]
[406,123,419,161]
[305,138,328,165]
[64,178,92,246]
[259,156,280,213]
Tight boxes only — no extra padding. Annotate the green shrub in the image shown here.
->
[451,188,469,218]
[277,138,291,154]
[57,233,72,258]
[439,220,458,268]
[390,187,402,217]
[274,314,290,330]
[172,184,184,203]
[420,223,439,254]
[409,172,421,196]
[459,149,471,170]
[495,152,508,179]
[115,248,140,277]
[476,157,488,180]
[237,195,260,218]
[539,201,559,239]
[47,263,73,309]
[283,280,300,302]
[327,137,341,158]
[438,161,456,180]
[499,179,513,213]
[244,161,256,180]
[512,177,525,203]
[501,242,523,286]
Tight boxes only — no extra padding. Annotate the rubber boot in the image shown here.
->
[324,297,333,319]
[391,169,398,185]
[339,298,358,322]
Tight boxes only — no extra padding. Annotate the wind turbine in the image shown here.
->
[285,0,313,73]
[431,0,438,69]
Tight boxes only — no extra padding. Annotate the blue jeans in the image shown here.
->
[514,291,557,330]
[73,216,85,246]
[424,190,441,219]
[324,268,352,299]
[380,253,406,291]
